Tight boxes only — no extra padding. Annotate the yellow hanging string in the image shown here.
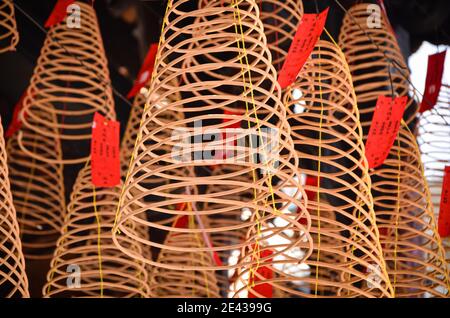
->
[313,40,324,298]
[231,0,283,290]
[188,204,210,298]
[92,183,104,298]
[392,137,401,297]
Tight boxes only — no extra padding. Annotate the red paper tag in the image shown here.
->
[5,92,27,138]
[438,166,450,237]
[305,175,318,201]
[420,50,447,113]
[173,202,189,228]
[277,8,329,89]
[127,43,159,98]
[91,112,120,187]
[365,96,407,169]
[45,0,76,28]
[248,249,273,298]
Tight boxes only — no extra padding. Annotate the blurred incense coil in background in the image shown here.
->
[339,3,418,137]
[417,84,450,265]
[19,1,115,165]
[113,0,312,294]
[7,109,65,260]
[370,123,450,297]
[0,117,29,297]
[149,218,221,297]
[120,81,183,179]
[243,39,393,298]
[43,165,150,298]
[0,0,19,53]
[203,164,253,296]
[258,0,303,72]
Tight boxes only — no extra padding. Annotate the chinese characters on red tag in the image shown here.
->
[277,8,329,89]
[438,166,450,238]
[420,50,447,112]
[127,43,159,98]
[365,96,407,169]
[91,112,120,187]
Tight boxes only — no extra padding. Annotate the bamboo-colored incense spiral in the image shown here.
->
[43,165,150,298]
[149,217,221,297]
[418,85,450,215]
[203,164,253,295]
[236,39,393,298]
[0,0,19,53]
[370,122,450,297]
[19,1,115,164]
[338,3,418,136]
[6,109,65,260]
[113,0,312,294]
[120,84,183,179]
[258,0,303,72]
[0,117,29,298]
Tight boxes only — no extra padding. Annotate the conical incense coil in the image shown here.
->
[120,81,183,179]
[338,3,418,136]
[370,123,450,297]
[195,0,303,77]
[233,40,393,298]
[19,1,115,164]
[418,84,450,214]
[43,165,150,298]
[0,0,19,53]
[7,110,65,260]
[113,0,312,278]
[149,218,221,298]
[0,117,29,297]
[417,84,450,267]
[203,164,254,295]
[259,0,303,72]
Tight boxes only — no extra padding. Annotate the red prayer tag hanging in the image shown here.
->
[277,8,329,89]
[248,248,273,298]
[420,50,447,113]
[45,0,76,28]
[365,96,407,169]
[91,112,120,187]
[438,166,450,238]
[127,43,159,98]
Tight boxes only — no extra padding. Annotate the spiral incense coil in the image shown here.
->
[418,84,450,214]
[196,0,303,74]
[417,84,450,267]
[149,221,221,298]
[0,0,19,53]
[19,1,115,164]
[338,3,418,136]
[6,110,65,260]
[258,0,303,72]
[234,39,393,298]
[113,0,312,284]
[120,85,183,179]
[203,164,254,295]
[370,123,450,297]
[43,165,150,298]
[0,118,29,298]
